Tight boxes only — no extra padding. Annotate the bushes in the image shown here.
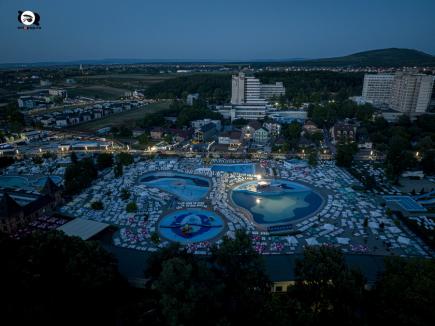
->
[91,201,104,210]
[64,157,98,195]
[126,201,137,213]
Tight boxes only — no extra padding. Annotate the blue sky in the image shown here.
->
[1,0,434,63]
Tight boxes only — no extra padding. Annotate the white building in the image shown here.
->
[216,104,268,121]
[49,88,68,98]
[186,93,199,106]
[260,82,285,99]
[191,119,221,131]
[389,72,434,114]
[231,72,285,105]
[362,74,395,105]
[362,72,434,114]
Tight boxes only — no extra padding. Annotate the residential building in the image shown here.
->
[194,123,217,142]
[216,104,268,121]
[231,72,285,105]
[263,122,281,137]
[186,93,199,106]
[0,178,63,234]
[191,119,221,131]
[303,121,322,134]
[49,88,68,98]
[362,74,395,105]
[330,121,357,144]
[389,72,434,114]
[260,82,285,99]
[253,127,269,144]
[150,127,165,140]
[361,72,434,114]
[242,120,262,140]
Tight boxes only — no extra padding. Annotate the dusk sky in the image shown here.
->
[1,0,435,63]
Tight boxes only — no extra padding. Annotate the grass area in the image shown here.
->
[78,74,177,80]
[70,101,171,131]
[67,85,128,100]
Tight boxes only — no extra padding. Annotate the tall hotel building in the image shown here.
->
[217,72,285,120]
[231,73,285,105]
[362,72,434,114]
[362,74,395,105]
[389,72,434,114]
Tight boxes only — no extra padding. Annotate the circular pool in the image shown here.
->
[141,172,210,201]
[159,209,224,244]
[231,179,323,225]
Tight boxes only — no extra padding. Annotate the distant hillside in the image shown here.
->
[280,48,435,67]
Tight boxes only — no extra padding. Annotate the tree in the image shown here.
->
[32,156,43,164]
[120,188,130,200]
[293,246,365,325]
[91,201,104,210]
[0,231,125,325]
[96,153,113,170]
[370,257,435,326]
[64,157,98,195]
[114,161,123,177]
[126,201,137,213]
[421,150,435,175]
[210,230,272,325]
[117,152,134,166]
[336,143,357,168]
[308,151,318,167]
[0,156,14,168]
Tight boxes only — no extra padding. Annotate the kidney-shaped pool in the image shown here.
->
[231,179,323,225]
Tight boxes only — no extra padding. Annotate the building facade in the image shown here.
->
[389,72,434,114]
[362,74,395,105]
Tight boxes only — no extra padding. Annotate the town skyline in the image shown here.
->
[1,0,435,63]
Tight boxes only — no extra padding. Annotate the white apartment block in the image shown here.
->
[362,74,394,105]
[362,72,434,114]
[231,72,285,105]
[260,82,285,99]
[389,72,434,114]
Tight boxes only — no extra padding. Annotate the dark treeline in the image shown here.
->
[144,73,231,103]
[1,230,434,326]
[256,71,364,104]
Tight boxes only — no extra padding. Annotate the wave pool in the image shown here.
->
[231,179,323,225]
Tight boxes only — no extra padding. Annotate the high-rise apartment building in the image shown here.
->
[362,74,394,105]
[231,72,285,105]
[389,72,434,114]
[361,72,434,114]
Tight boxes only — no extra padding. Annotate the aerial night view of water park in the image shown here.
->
[3,1,435,324]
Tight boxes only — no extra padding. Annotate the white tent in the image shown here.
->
[336,237,350,245]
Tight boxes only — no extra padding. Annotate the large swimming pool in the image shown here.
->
[159,209,224,244]
[231,179,323,225]
[141,172,210,201]
[211,163,255,174]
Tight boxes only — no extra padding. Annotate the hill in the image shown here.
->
[279,48,435,67]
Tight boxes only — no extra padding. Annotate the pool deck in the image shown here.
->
[58,158,433,258]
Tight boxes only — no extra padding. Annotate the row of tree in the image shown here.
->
[1,230,433,326]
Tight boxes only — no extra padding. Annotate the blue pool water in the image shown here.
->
[141,172,210,201]
[159,209,224,244]
[0,176,30,189]
[211,164,255,174]
[231,180,323,225]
